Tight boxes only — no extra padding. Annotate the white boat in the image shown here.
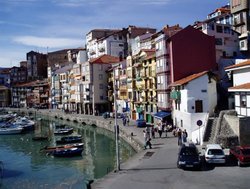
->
[12,117,35,130]
[0,127,23,135]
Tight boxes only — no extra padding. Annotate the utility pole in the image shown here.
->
[113,66,120,171]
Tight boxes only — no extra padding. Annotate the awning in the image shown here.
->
[154,111,171,120]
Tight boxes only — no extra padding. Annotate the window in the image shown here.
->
[240,41,245,48]
[119,35,122,40]
[216,25,223,33]
[99,84,103,89]
[240,94,246,107]
[99,74,103,80]
[100,95,104,100]
[157,60,160,67]
[215,38,223,45]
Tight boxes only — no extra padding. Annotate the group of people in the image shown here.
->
[143,121,173,149]
[176,128,188,145]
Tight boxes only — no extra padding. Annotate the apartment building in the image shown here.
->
[82,54,120,115]
[26,51,48,80]
[230,0,250,57]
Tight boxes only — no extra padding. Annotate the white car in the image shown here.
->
[205,144,226,164]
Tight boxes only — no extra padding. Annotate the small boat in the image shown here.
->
[54,127,73,135]
[32,135,48,141]
[12,117,35,130]
[51,147,83,157]
[56,135,82,144]
[41,143,84,153]
[0,127,23,135]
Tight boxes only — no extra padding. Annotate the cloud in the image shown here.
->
[13,36,83,48]
[53,0,172,7]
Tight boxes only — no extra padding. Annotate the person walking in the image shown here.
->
[144,138,152,149]
[182,129,188,143]
[177,128,182,145]
[122,117,127,126]
[158,122,163,138]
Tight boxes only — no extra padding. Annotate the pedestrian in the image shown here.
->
[122,117,127,126]
[158,122,163,138]
[127,116,130,126]
[182,129,188,143]
[177,128,182,145]
[144,138,152,149]
[146,125,151,139]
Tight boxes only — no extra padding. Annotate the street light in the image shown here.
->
[113,64,121,171]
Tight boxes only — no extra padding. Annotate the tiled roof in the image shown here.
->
[225,60,250,70]
[228,83,250,91]
[171,71,208,86]
[89,54,120,64]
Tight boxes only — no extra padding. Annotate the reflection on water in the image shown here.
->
[0,115,136,189]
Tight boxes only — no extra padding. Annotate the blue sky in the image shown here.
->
[0,0,229,68]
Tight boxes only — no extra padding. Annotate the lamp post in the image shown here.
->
[113,65,120,171]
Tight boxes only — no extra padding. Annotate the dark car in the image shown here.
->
[102,112,110,119]
[136,119,146,127]
[177,143,202,170]
[229,146,250,167]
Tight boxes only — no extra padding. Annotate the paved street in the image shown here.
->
[93,127,250,189]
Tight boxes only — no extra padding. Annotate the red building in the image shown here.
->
[168,25,217,83]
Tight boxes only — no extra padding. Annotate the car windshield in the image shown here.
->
[208,149,224,155]
[241,149,250,155]
[180,148,198,156]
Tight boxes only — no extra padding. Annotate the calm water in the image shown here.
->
[0,115,136,189]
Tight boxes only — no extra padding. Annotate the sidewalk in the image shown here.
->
[92,123,179,189]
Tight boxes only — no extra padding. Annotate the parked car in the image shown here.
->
[205,144,226,164]
[229,146,250,167]
[102,112,110,119]
[136,119,146,127]
[177,143,202,170]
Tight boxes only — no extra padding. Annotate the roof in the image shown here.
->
[55,63,74,74]
[0,85,9,90]
[154,111,171,120]
[171,71,209,86]
[225,60,250,70]
[206,144,223,150]
[228,82,250,92]
[89,54,120,64]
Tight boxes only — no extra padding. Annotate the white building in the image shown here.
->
[86,29,125,60]
[226,60,250,117]
[171,71,217,145]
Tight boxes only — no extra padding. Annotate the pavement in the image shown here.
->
[92,118,250,189]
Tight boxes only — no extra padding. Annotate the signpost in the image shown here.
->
[197,120,202,145]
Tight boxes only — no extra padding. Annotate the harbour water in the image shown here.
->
[0,115,136,189]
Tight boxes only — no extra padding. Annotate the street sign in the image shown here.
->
[197,120,202,126]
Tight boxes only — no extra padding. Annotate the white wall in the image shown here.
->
[179,75,217,114]
[233,67,250,86]
[173,110,208,145]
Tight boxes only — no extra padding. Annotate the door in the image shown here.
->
[195,100,203,113]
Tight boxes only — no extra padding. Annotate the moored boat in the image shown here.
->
[54,127,73,135]
[56,135,82,144]
[51,147,83,157]
[0,127,23,135]
[41,143,84,153]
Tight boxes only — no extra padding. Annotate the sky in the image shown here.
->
[0,0,229,68]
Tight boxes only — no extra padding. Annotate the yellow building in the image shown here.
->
[129,49,157,124]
